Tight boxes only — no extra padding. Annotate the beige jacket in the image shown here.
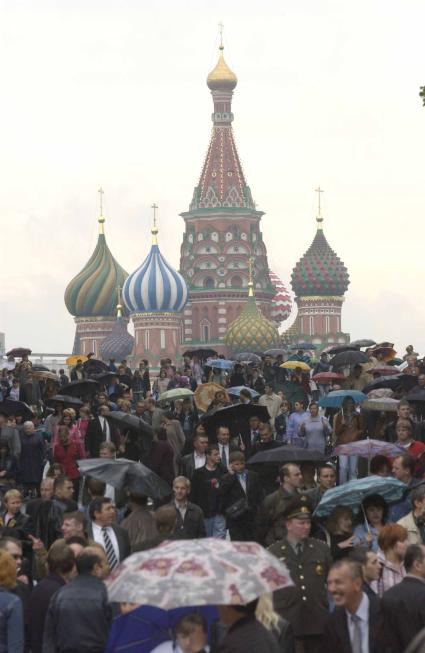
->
[397,511,422,544]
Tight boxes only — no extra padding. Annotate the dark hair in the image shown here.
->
[62,511,86,528]
[330,559,363,580]
[349,546,371,565]
[47,542,75,575]
[370,455,390,475]
[411,484,425,508]
[163,410,174,420]
[361,494,388,522]
[66,535,87,547]
[229,451,244,464]
[175,613,207,635]
[404,544,425,573]
[53,475,71,492]
[76,550,102,575]
[155,427,167,441]
[279,463,300,482]
[240,389,251,400]
[129,492,148,506]
[317,463,336,477]
[393,453,415,475]
[206,445,219,456]
[89,497,112,521]
[215,425,230,435]
[265,383,274,391]
[233,598,259,615]
[87,477,106,497]
[154,506,177,534]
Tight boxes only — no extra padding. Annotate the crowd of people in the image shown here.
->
[0,343,425,653]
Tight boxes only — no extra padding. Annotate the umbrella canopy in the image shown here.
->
[405,387,425,402]
[78,457,170,498]
[248,446,328,464]
[182,348,218,360]
[0,400,33,421]
[280,361,310,372]
[349,339,377,348]
[233,352,262,364]
[367,366,401,376]
[263,348,287,357]
[6,348,31,358]
[92,372,119,386]
[330,350,368,368]
[362,398,400,412]
[204,359,234,370]
[314,476,408,519]
[202,403,270,437]
[334,439,403,460]
[388,358,404,366]
[371,347,397,363]
[159,388,194,402]
[325,344,360,355]
[312,372,345,383]
[193,383,228,413]
[363,374,417,394]
[227,386,260,399]
[65,354,88,367]
[83,358,110,375]
[106,538,293,608]
[318,390,367,408]
[106,411,154,438]
[61,379,100,398]
[290,343,316,351]
[32,370,59,382]
[46,395,84,410]
[32,365,50,372]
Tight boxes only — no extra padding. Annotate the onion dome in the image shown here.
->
[269,271,292,325]
[99,291,135,362]
[64,199,128,318]
[123,220,188,314]
[225,266,279,353]
[291,208,349,297]
[207,45,237,91]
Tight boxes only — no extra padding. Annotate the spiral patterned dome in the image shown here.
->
[225,288,280,354]
[64,228,128,318]
[268,271,292,325]
[99,310,135,362]
[123,228,188,314]
[291,227,349,297]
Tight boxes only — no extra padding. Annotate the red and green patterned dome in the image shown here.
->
[291,226,349,297]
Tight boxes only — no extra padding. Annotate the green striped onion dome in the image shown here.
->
[225,294,279,354]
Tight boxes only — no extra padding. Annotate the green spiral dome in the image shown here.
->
[225,293,280,354]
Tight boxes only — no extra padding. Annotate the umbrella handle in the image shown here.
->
[360,503,371,534]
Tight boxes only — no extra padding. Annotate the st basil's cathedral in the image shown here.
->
[64,40,350,364]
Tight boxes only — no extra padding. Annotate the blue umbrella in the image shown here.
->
[318,390,367,409]
[228,386,259,398]
[106,605,218,653]
[314,476,408,519]
[205,359,234,370]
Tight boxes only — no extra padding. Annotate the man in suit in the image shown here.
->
[216,426,237,468]
[86,406,119,458]
[87,497,131,569]
[325,559,382,653]
[180,432,209,480]
[170,476,206,539]
[269,495,332,653]
[250,422,283,495]
[220,451,263,541]
[379,543,425,652]
[349,547,382,599]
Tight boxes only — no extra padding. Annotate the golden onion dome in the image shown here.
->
[207,45,237,91]
[225,283,280,354]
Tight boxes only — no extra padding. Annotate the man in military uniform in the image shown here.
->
[257,463,303,545]
[268,495,332,653]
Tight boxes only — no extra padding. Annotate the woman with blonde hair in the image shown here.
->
[0,549,24,652]
[256,593,295,653]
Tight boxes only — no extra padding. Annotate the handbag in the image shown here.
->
[225,497,250,520]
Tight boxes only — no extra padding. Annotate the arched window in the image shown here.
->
[200,319,211,343]
[203,277,215,289]
[231,275,242,287]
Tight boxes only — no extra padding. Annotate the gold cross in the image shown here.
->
[98,187,105,216]
[151,203,158,229]
[315,186,324,215]
[218,22,224,48]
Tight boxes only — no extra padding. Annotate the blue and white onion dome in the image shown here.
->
[123,225,189,314]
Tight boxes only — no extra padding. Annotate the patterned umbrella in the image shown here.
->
[362,398,400,412]
[106,539,293,608]
[368,366,401,376]
[334,439,403,459]
[194,383,228,413]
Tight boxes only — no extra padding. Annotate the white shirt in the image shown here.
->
[92,522,120,560]
[219,443,229,462]
[346,592,369,653]
[98,416,111,442]
[152,643,209,653]
[194,452,206,469]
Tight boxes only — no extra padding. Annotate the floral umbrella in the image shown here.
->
[106,539,293,608]
[194,383,229,413]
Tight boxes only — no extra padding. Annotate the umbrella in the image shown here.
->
[363,374,417,394]
[202,403,270,436]
[106,411,154,438]
[92,372,119,386]
[32,365,50,372]
[334,439,403,460]
[193,383,228,413]
[367,366,401,376]
[182,348,218,360]
[325,344,360,355]
[388,358,404,366]
[32,370,59,382]
[312,372,345,383]
[5,348,31,358]
[290,343,316,351]
[106,538,293,608]
[106,605,218,653]
[233,352,262,364]
[263,348,287,357]
[405,387,425,402]
[248,446,327,464]
[372,346,397,363]
[280,361,310,372]
[362,398,400,412]
[77,458,170,499]
[349,339,377,348]
[314,476,408,519]
[159,388,194,402]
[83,358,110,375]
[46,395,84,409]
[61,379,100,397]
[330,350,368,367]
[227,386,260,399]
[66,354,88,367]
[318,390,366,408]
[0,400,33,421]
[204,359,234,370]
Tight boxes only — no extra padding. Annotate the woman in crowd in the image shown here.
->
[326,506,355,560]
[377,523,408,596]
[275,400,291,442]
[333,396,364,483]
[76,406,91,451]
[153,368,170,399]
[298,401,332,453]
[0,549,24,653]
[353,494,388,552]
[19,421,46,497]
[285,400,309,445]
[53,425,85,500]
[52,409,79,449]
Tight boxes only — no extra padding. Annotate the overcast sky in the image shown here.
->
[1,0,425,356]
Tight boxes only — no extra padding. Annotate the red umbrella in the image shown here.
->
[368,366,400,376]
[312,372,345,383]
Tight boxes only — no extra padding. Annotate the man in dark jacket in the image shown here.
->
[220,451,263,541]
[170,476,206,539]
[250,423,283,496]
[29,542,75,653]
[216,601,280,653]
[43,547,111,653]
[190,445,226,538]
[257,463,303,545]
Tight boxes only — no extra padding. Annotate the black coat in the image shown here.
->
[29,572,66,653]
[216,615,281,653]
[190,465,226,518]
[179,452,199,480]
[86,522,131,562]
[220,470,263,526]
[378,576,425,653]
[322,594,382,653]
[85,416,119,458]
[171,501,206,539]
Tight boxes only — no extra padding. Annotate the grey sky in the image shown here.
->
[1,0,425,355]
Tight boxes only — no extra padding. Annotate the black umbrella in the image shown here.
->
[326,344,360,355]
[290,343,316,351]
[0,400,33,421]
[349,339,377,348]
[106,411,154,438]
[405,387,425,402]
[363,374,417,394]
[263,349,287,357]
[32,365,51,372]
[115,374,133,387]
[77,458,170,499]
[61,379,100,398]
[6,347,32,358]
[92,372,119,385]
[202,403,270,438]
[248,447,328,464]
[330,350,368,368]
[83,358,110,376]
[233,353,262,364]
[182,348,218,360]
[46,395,84,409]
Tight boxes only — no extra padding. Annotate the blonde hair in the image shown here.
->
[256,593,281,632]
[4,489,22,505]
[0,550,17,589]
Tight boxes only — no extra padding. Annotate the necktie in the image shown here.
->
[296,542,303,558]
[221,445,227,467]
[102,527,118,570]
[102,418,107,438]
[351,614,363,653]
